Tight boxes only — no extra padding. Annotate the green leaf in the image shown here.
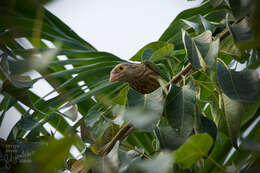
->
[149,43,174,62]
[31,136,75,173]
[126,131,155,155]
[173,133,213,169]
[118,148,143,172]
[183,30,218,69]
[155,125,188,150]
[70,82,122,105]
[222,94,247,148]
[0,95,17,127]
[210,98,228,135]
[1,79,34,109]
[210,0,230,8]
[141,48,154,61]
[18,116,40,131]
[112,85,129,106]
[219,35,249,63]
[182,19,201,33]
[160,1,214,42]
[195,115,218,155]
[135,152,173,173]
[124,88,164,132]
[165,84,196,137]
[130,41,172,61]
[217,61,259,103]
[227,18,253,46]
[84,104,104,128]
[181,14,214,33]
[59,104,78,122]
[250,0,260,50]
[200,14,214,31]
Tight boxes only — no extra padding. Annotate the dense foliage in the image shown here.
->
[0,0,260,172]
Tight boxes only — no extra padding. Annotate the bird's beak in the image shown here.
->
[109,73,120,82]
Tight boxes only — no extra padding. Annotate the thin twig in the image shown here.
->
[121,143,152,160]
[170,63,193,84]
[99,122,132,156]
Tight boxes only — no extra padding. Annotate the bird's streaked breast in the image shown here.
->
[129,65,161,94]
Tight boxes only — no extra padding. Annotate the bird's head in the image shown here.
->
[109,63,141,83]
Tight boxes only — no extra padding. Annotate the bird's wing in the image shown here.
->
[143,61,169,81]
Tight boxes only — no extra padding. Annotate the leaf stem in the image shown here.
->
[121,143,152,160]
[206,155,225,172]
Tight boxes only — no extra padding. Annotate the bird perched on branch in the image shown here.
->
[109,61,169,94]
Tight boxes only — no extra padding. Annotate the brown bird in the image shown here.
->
[109,61,168,94]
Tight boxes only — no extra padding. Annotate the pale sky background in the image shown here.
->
[45,0,202,59]
[0,0,202,140]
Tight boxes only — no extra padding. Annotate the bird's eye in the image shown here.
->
[117,65,126,72]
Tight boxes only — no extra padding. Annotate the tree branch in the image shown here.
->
[98,17,244,156]
[99,64,194,156]
[170,63,193,84]
[99,122,132,156]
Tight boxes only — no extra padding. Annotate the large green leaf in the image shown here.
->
[227,17,253,50]
[155,125,188,150]
[160,1,214,42]
[221,93,247,148]
[165,84,196,137]
[219,35,248,63]
[173,133,213,169]
[124,88,164,132]
[0,0,96,51]
[217,61,259,103]
[126,131,155,155]
[130,41,173,62]
[181,14,215,33]
[19,136,76,173]
[183,30,219,70]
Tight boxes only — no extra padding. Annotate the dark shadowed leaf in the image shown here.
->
[126,88,144,108]
[124,88,164,132]
[222,94,248,148]
[0,95,17,126]
[217,61,259,103]
[194,114,218,155]
[226,16,254,50]
[1,79,34,109]
[210,98,228,135]
[166,84,196,137]
[155,126,188,150]
[250,0,260,50]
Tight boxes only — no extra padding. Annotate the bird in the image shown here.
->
[109,61,169,94]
